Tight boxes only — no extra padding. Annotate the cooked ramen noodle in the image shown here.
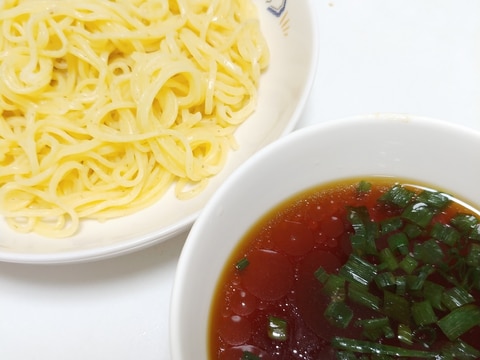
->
[0,0,269,237]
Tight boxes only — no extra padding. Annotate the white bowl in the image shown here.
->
[170,113,480,359]
[0,0,318,264]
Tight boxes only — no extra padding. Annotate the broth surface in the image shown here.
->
[209,178,480,359]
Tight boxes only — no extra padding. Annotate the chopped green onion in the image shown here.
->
[380,217,403,235]
[430,222,461,246]
[399,254,419,275]
[235,257,249,271]
[387,233,409,256]
[346,207,378,255]
[437,304,480,341]
[331,337,439,358]
[374,271,396,290]
[346,206,370,236]
[339,254,377,286]
[267,316,288,341]
[382,325,395,339]
[395,275,407,296]
[355,317,392,341]
[323,274,346,301]
[378,248,399,272]
[441,287,475,310]
[397,323,413,345]
[466,243,480,267]
[383,290,410,324]
[413,239,444,265]
[357,180,372,194]
[450,213,478,233]
[314,266,329,284]
[407,264,434,291]
[412,300,438,326]
[324,301,353,329]
[469,224,480,241]
[417,190,451,210]
[402,202,435,228]
[423,281,445,310]
[349,234,366,255]
[404,223,423,239]
[437,261,463,288]
[466,266,480,291]
[347,282,381,311]
[379,184,415,208]
[441,339,480,359]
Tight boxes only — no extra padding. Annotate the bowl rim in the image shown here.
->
[170,112,480,359]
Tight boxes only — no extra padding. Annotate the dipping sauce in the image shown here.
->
[209,178,480,359]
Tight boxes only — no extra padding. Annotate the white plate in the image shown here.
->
[0,0,318,264]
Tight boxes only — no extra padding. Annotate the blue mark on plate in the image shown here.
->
[266,0,287,17]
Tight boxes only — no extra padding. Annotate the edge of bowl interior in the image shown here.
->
[169,112,480,360]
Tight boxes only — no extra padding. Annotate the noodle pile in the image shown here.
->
[0,0,269,237]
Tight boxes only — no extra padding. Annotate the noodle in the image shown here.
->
[0,0,269,237]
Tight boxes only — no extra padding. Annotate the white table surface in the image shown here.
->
[1,1,480,359]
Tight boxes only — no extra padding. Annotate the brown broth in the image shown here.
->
[208,177,480,360]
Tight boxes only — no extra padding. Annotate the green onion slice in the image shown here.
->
[339,254,377,286]
[267,316,288,341]
[437,304,480,341]
[324,301,353,329]
[235,257,249,271]
[379,184,415,208]
[402,202,435,228]
[331,337,439,358]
